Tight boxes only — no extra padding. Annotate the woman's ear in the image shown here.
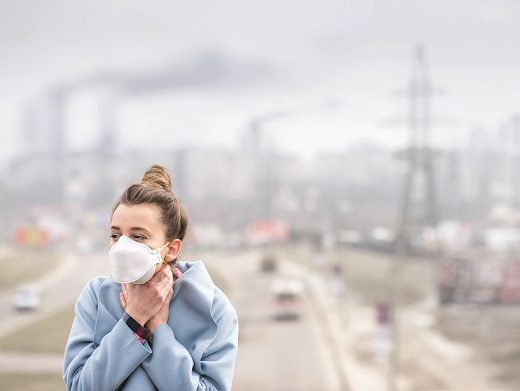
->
[165,239,182,262]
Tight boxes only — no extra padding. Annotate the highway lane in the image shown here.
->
[204,250,343,391]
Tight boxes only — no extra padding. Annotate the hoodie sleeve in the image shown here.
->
[63,278,152,391]
[141,308,239,391]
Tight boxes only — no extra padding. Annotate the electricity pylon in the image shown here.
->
[388,44,441,391]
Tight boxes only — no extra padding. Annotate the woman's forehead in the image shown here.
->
[111,204,163,232]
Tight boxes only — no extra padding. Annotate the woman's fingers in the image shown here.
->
[162,268,173,290]
[172,268,182,279]
[161,276,173,297]
[150,264,173,284]
[166,286,174,300]
[147,267,172,299]
[157,268,172,287]
[164,265,173,280]
[123,266,173,316]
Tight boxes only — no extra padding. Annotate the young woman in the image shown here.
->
[63,165,239,390]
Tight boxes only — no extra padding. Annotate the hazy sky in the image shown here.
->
[0,0,519,160]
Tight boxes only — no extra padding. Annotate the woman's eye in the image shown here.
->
[111,233,121,240]
[132,235,147,241]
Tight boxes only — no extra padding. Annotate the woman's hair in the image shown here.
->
[112,165,188,242]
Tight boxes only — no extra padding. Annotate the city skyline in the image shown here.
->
[0,0,519,164]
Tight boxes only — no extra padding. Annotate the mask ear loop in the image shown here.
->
[158,240,183,282]
[158,241,174,271]
[157,241,181,282]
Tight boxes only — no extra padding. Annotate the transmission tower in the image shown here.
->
[388,44,441,391]
[398,44,439,248]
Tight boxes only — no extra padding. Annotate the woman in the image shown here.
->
[63,165,239,391]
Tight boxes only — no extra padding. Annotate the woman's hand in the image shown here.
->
[119,266,173,326]
[145,267,183,333]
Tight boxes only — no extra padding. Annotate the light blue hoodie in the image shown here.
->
[63,260,239,391]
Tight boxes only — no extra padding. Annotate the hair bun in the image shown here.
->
[141,165,173,192]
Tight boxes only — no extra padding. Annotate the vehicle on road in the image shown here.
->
[270,278,304,321]
[260,253,277,273]
[13,285,41,311]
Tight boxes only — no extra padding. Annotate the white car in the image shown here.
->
[270,278,304,321]
[13,285,41,311]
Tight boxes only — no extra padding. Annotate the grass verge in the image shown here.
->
[0,306,74,354]
[0,373,64,391]
[0,249,64,294]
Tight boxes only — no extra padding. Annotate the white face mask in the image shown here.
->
[109,235,170,284]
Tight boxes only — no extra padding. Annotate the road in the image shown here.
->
[203,250,343,391]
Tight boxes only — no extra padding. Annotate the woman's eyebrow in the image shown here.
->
[130,226,151,235]
[109,226,151,235]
